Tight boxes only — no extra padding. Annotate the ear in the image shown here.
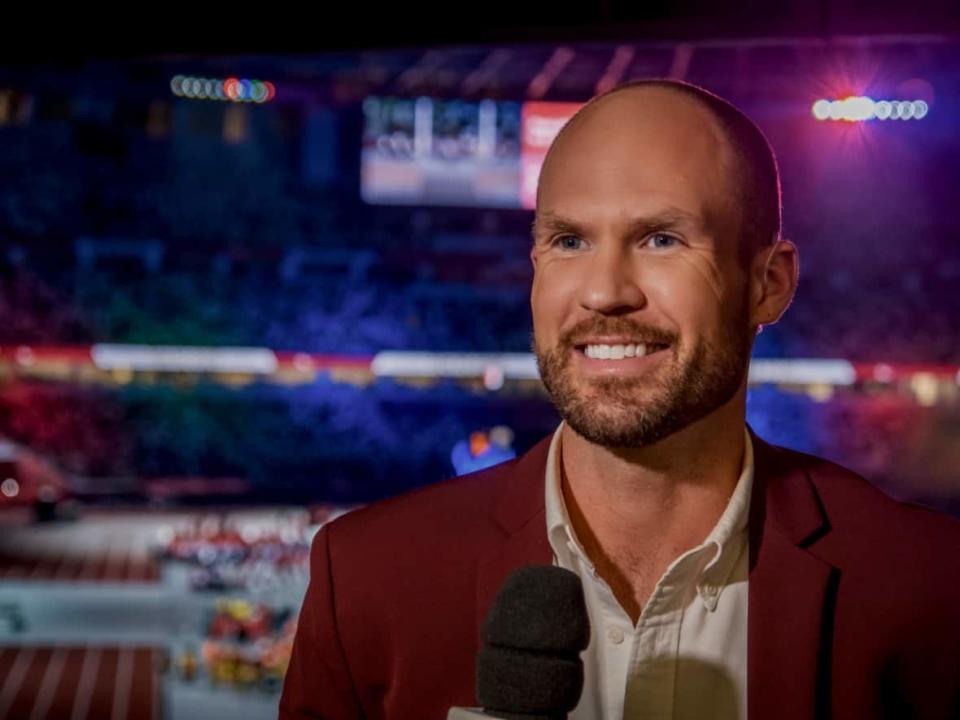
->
[749,239,799,329]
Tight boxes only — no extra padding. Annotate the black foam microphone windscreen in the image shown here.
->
[475,565,589,720]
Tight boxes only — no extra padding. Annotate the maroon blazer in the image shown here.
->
[280,430,960,719]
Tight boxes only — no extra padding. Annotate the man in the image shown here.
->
[280,80,960,720]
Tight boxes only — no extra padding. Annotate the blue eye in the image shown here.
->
[554,235,583,251]
[648,233,678,249]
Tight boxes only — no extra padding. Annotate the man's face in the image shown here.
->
[531,88,755,448]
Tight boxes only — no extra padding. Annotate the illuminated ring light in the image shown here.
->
[812,96,930,122]
[264,81,276,102]
[239,79,252,102]
[170,75,185,96]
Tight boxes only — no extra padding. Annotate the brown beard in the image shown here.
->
[534,311,751,448]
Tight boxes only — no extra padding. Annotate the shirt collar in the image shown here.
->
[544,422,754,610]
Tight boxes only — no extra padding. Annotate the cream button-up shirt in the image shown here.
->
[544,424,754,720]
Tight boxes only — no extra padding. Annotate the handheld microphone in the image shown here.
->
[449,565,589,720]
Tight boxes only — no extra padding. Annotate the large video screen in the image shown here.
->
[361,97,583,209]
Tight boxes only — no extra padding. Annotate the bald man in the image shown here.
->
[280,81,960,720]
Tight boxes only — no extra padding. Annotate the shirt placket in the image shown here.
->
[622,571,690,720]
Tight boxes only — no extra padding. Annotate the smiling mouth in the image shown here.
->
[575,342,671,360]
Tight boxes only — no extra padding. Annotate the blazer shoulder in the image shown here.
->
[773,444,960,568]
[320,441,554,569]
[324,433,553,547]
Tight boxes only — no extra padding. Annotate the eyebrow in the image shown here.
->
[532,208,702,241]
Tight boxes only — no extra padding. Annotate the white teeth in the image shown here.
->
[584,343,649,360]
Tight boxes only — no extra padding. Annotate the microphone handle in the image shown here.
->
[447,708,563,720]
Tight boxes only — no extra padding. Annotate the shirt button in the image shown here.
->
[606,627,625,645]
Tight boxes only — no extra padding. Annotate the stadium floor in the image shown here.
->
[0,508,311,720]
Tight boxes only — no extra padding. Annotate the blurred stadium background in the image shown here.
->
[2,3,960,718]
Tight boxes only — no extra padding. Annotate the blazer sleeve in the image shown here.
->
[279,523,364,719]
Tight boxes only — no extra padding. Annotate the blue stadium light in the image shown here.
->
[812,96,930,122]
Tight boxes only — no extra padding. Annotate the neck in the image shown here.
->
[560,392,747,565]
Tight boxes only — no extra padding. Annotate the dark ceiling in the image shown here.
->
[5,1,960,63]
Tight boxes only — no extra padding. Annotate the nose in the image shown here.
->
[578,244,646,315]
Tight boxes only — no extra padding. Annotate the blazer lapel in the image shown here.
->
[476,436,554,641]
[748,430,837,720]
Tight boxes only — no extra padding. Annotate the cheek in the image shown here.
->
[677,250,728,303]
[531,262,580,337]
[640,261,726,337]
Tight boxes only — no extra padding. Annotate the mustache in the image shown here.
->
[557,318,678,349]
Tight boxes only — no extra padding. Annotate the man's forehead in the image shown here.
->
[536,88,737,221]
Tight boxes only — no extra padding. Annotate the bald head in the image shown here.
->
[537,80,781,263]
